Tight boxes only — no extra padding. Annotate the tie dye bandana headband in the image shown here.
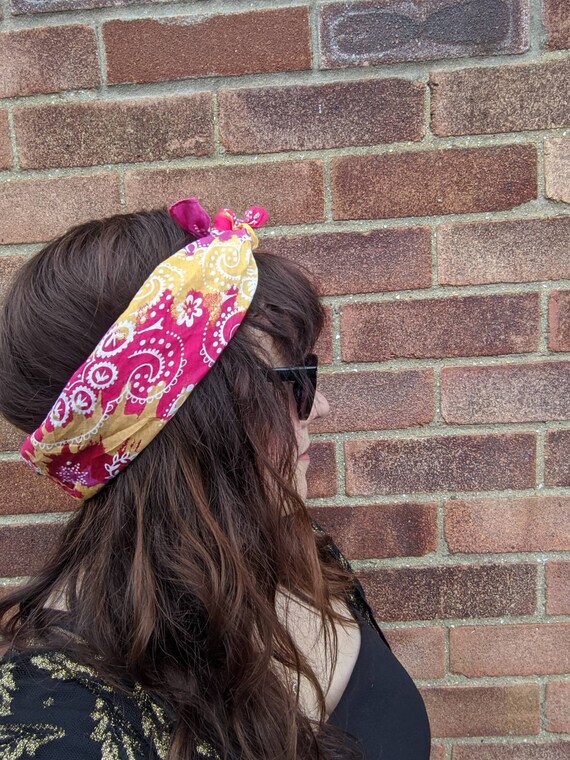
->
[20,197,269,500]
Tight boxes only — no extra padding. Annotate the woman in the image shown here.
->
[0,198,431,759]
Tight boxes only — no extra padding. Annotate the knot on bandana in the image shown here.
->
[169,197,269,239]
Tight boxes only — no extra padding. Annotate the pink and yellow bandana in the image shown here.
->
[20,198,268,500]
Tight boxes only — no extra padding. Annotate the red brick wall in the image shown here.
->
[1,1,569,755]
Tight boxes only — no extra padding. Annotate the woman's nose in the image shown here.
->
[309,390,330,422]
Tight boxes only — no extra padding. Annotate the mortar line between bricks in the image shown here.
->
[443,622,451,678]
[6,110,20,172]
[94,24,108,89]
[0,512,71,525]
[309,419,567,437]
[536,557,546,617]
[414,673,569,687]
[330,306,341,363]
[348,552,570,569]
[537,134,546,199]
[211,91,222,158]
[538,285,550,353]
[537,429,546,488]
[436,498,447,556]
[323,157,332,222]
[373,616,570,630]
[118,169,126,211]
[529,0,548,53]
[309,0,320,71]
[335,437,346,497]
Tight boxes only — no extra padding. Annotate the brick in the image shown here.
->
[0,256,25,303]
[0,112,11,170]
[125,161,324,227]
[320,0,529,68]
[332,145,536,220]
[309,502,438,559]
[341,293,539,362]
[543,0,570,50]
[0,174,121,245]
[430,745,446,760]
[545,138,570,204]
[546,682,570,733]
[314,307,333,366]
[104,8,311,85]
[312,369,434,434]
[218,79,424,154]
[261,226,432,296]
[438,216,570,285]
[431,60,570,136]
[345,432,536,496]
[360,562,536,621]
[0,417,25,451]
[15,95,214,170]
[546,561,570,615]
[453,741,570,759]
[441,361,570,424]
[306,441,337,499]
[0,25,99,98]
[545,430,570,486]
[445,496,570,553]
[383,626,446,679]
[0,462,76,516]
[0,523,63,577]
[549,291,570,351]
[450,623,570,676]
[421,684,539,738]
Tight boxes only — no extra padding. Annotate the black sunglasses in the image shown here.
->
[267,353,319,420]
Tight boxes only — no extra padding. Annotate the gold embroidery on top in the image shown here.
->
[43,697,55,708]
[0,722,65,759]
[0,662,16,717]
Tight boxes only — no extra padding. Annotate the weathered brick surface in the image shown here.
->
[314,307,333,366]
[104,8,311,85]
[0,256,25,302]
[543,0,570,50]
[306,441,337,499]
[431,60,570,136]
[320,0,529,68]
[332,145,536,220]
[450,623,570,676]
[445,496,570,553]
[546,561,570,615]
[441,361,570,424]
[0,112,12,170]
[309,502,438,559]
[421,684,539,737]
[359,562,536,620]
[341,293,539,361]
[125,161,324,227]
[438,216,570,284]
[261,226,432,296]
[15,95,215,169]
[548,290,570,351]
[0,174,122,245]
[546,682,570,733]
[545,138,570,204]
[544,429,570,486]
[345,433,536,496]
[431,745,446,760]
[311,369,434,433]
[12,0,137,12]
[453,741,570,759]
[0,523,64,577]
[0,26,99,98]
[218,79,424,153]
[0,417,25,451]
[0,462,76,516]
[383,626,446,679]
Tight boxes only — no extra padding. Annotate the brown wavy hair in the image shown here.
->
[0,210,362,759]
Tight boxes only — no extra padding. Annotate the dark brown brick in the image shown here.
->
[15,95,214,170]
[341,293,539,361]
[309,502,437,559]
[0,112,12,170]
[441,361,570,424]
[320,0,529,68]
[306,440,337,499]
[0,25,99,98]
[545,429,570,486]
[12,0,138,11]
[0,256,26,303]
[549,290,570,351]
[345,432,536,496]
[453,742,570,760]
[0,461,76,516]
[313,369,434,434]
[543,0,570,50]
[104,8,311,85]
[261,226,432,296]
[422,684,539,737]
[545,138,570,204]
[438,216,570,285]
[0,417,25,451]
[546,561,570,615]
[451,623,570,676]
[546,682,570,733]
[431,59,570,136]
[0,522,64,577]
[125,161,325,227]
[332,145,537,220]
[445,496,570,553]
[218,79,424,153]
[383,626,446,679]
[359,563,536,621]
[0,174,122,245]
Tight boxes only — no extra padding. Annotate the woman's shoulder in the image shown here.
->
[0,649,218,759]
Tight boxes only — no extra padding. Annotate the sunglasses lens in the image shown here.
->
[294,378,314,420]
